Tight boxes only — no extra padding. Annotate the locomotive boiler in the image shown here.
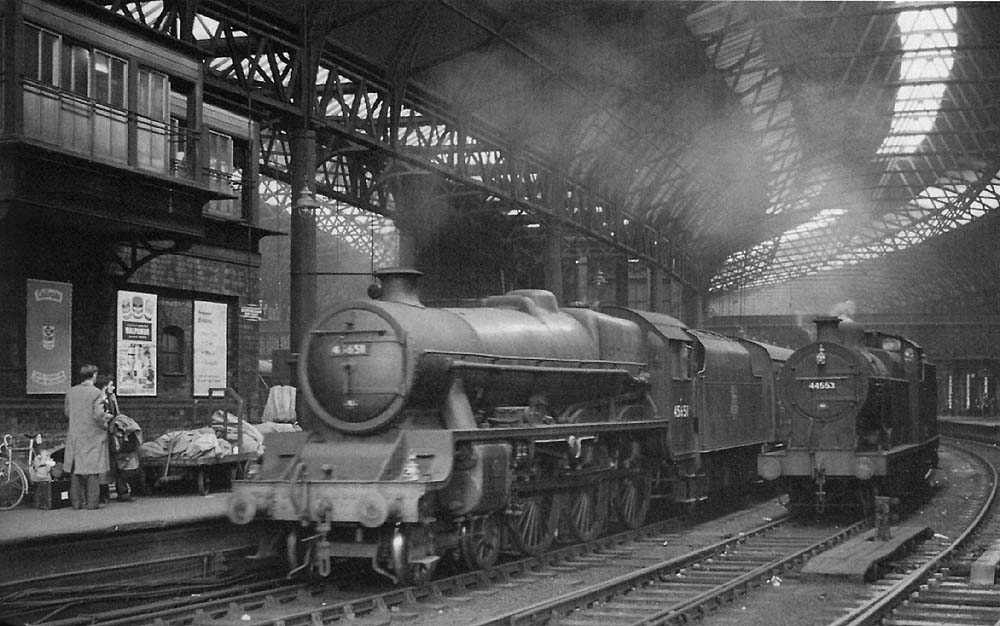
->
[228,268,791,583]
[756,316,939,513]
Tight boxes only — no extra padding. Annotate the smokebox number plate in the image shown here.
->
[331,343,368,357]
[807,380,836,390]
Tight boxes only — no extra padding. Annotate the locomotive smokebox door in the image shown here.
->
[783,342,869,423]
[305,307,406,433]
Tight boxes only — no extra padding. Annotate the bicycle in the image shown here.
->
[0,433,42,510]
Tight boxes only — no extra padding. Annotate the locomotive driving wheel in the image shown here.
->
[565,482,609,542]
[614,473,651,529]
[386,524,438,586]
[459,513,502,570]
[506,492,559,556]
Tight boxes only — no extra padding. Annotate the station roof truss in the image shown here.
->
[89,0,1000,300]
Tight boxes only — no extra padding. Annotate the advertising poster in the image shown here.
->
[117,290,157,396]
[26,279,72,394]
[193,300,227,396]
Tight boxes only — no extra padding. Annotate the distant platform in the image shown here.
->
[801,525,932,583]
[939,416,1000,445]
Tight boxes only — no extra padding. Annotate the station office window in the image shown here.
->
[60,41,89,97]
[22,24,129,161]
[160,325,185,375]
[93,51,127,108]
[23,25,58,85]
[205,130,240,219]
[136,66,169,171]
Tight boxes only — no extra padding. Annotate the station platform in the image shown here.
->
[938,415,1000,445]
[939,415,1000,426]
[0,490,230,547]
[0,487,269,593]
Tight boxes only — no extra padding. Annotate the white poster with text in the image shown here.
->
[193,300,228,396]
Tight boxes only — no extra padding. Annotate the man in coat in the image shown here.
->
[63,364,111,509]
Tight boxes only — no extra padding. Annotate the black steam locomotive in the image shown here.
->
[757,316,939,513]
[228,269,791,583]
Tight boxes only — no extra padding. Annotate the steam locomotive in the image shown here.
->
[228,269,791,583]
[757,316,939,513]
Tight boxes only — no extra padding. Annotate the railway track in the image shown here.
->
[12,438,999,626]
[461,518,867,626]
[704,440,1000,626]
[7,498,788,626]
[0,520,267,625]
[427,441,995,626]
[841,438,999,626]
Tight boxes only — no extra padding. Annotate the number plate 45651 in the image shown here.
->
[331,343,368,356]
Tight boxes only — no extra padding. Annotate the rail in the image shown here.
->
[832,441,999,626]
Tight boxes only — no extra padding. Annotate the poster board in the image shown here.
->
[26,279,72,394]
[193,300,227,396]
[116,290,157,396]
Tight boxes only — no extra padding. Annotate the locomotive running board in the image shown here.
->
[451,419,668,443]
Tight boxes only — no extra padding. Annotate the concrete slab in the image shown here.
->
[800,525,932,583]
[971,540,1000,586]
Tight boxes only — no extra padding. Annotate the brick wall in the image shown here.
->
[0,231,264,446]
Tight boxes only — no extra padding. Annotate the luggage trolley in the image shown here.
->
[141,388,258,495]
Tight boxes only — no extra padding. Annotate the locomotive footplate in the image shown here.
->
[758,441,930,481]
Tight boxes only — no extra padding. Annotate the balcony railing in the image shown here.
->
[204,167,243,220]
[21,79,194,182]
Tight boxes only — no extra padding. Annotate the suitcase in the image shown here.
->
[34,478,72,509]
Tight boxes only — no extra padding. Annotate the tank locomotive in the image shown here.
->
[228,269,791,583]
[757,316,938,513]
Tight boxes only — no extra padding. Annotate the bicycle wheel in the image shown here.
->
[0,461,28,509]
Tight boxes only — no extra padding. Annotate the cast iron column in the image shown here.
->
[649,265,660,312]
[289,129,317,356]
[545,221,564,304]
[615,258,629,306]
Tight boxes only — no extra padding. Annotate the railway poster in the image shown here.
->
[117,290,157,396]
[193,300,227,396]
[26,279,72,394]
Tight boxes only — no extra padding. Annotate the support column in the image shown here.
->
[670,277,682,319]
[614,258,629,307]
[648,265,660,313]
[575,256,589,304]
[245,121,260,225]
[5,0,24,136]
[692,290,705,327]
[289,129,317,356]
[545,222,564,304]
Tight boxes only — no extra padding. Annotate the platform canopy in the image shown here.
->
[93,1,1000,301]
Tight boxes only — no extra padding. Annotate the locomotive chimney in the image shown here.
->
[814,316,841,343]
[374,268,424,307]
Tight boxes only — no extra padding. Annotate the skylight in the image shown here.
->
[877,5,957,156]
[712,3,969,291]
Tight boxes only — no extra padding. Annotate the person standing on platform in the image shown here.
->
[101,376,141,502]
[63,364,111,509]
